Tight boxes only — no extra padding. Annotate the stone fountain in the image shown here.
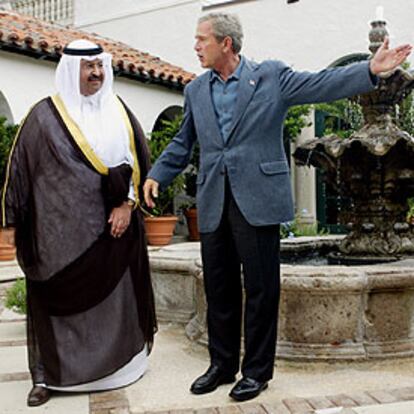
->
[294,19,414,263]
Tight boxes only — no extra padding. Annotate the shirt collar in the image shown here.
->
[210,56,245,83]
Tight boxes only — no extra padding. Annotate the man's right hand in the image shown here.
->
[143,178,159,209]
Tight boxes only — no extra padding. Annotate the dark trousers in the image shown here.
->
[200,180,280,382]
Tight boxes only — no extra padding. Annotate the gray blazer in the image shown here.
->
[148,58,376,233]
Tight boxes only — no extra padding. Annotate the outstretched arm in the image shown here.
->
[279,38,412,107]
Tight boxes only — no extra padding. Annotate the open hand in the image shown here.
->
[370,37,412,75]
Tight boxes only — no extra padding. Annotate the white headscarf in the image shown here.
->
[55,39,134,169]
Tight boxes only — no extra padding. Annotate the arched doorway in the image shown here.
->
[152,105,183,134]
[0,91,14,124]
[328,53,370,69]
[0,91,16,200]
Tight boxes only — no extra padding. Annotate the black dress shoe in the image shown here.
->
[229,377,268,401]
[27,386,51,407]
[190,365,236,395]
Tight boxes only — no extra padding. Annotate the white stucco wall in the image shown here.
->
[75,0,414,74]
[74,0,195,27]
[74,0,200,72]
[0,51,183,133]
[0,53,56,122]
[113,78,184,134]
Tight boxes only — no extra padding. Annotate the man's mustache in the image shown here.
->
[88,75,103,81]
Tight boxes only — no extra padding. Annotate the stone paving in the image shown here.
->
[1,259,414,413]
[88,385,414,414]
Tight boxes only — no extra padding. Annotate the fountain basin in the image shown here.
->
[149,241,414,361]
[278,261,414,360]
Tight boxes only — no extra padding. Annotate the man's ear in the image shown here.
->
[223,36,233,53]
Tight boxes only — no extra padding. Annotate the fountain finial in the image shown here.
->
[369,7,388,54]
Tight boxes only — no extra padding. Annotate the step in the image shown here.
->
[0,260,22,283]
[0,320,26,346]
[0,346,27,375]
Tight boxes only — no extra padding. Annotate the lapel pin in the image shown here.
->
[249,79,256,86]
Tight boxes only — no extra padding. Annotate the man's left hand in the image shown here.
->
[370,37,412,75]
[108,202,132,238]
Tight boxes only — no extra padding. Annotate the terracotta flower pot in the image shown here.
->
[144,216,178,246]
[184,208,200,241]
[0,228,16,261]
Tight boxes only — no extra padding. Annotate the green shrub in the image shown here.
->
[283,104,312,142]
[407,197,414,223]
[182,140,199,209]
[148,116,185,216]
[280,216,328,239]
[5,278,27,315]
[315,99,363,139]
[0,117,19,190]
[314,89,414,139]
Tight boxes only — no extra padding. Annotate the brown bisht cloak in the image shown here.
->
[1,96,156,387]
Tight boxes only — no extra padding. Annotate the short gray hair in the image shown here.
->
[198,12,243,54]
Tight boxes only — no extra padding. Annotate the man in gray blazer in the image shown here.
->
[144,13,411,401]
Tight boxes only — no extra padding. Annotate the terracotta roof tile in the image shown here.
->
[0,9,195,90]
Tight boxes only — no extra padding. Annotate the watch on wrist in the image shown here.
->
[127,200,135,208]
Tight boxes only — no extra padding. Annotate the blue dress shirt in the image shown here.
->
[210,57,245,142]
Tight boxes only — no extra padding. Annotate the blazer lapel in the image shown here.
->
[227,60,260,141]
[197,75,223,146]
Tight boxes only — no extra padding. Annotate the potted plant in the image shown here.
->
[145,116,185,246]
[0,117,18,261]
[181,141,200,241]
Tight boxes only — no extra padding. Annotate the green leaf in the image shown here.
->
[5,278,26,315]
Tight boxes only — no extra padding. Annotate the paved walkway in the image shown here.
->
[1,260,414,413]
